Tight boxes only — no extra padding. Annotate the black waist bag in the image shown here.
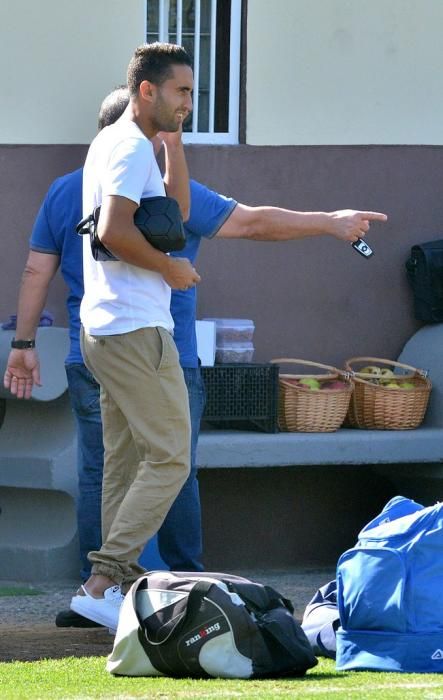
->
[406,239,443,322]
[107,571,317,679]
[76,195,186,261]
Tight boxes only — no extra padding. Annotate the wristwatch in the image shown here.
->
[11,338,36,349]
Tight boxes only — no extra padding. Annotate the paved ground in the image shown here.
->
[0,566,335,662]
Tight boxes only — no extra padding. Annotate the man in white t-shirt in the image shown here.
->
[70,42,200,630]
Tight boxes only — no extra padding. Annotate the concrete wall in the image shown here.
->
[189,142,438,369]
[0,0,145,144]
[199,463,443,568]
[2,142,441,369]
[246,0,443,145]
[0,145,88,329]
[4,1,443,147]
[199,466,396,567]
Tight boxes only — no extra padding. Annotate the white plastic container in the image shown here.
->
[202,318,255,344]
[215,342,255,364]
[202,318,255,364]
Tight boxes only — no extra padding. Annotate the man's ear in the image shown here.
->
[139,80,156,102]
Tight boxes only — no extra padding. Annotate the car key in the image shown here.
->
[352,238,373,258]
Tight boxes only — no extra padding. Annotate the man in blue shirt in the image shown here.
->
[3,87,130,586]
[4,90,387,626]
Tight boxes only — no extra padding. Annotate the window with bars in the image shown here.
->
[146,0,241,144]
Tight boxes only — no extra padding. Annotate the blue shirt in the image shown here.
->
[29,173,237,367]
[30,168,84,364]
[170,180,237,367]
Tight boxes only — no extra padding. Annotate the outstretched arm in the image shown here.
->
[216,203,387,243]
[3,250,59,399]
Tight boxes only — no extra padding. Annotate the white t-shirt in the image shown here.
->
[80,119,173,335]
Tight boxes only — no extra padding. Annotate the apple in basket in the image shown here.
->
[384,381,415,390]
[321,380,348,390]
[360,366,382,376]
[380,368,394,378]
[298,377,321,390]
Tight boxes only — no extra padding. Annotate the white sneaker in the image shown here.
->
[70,584,124,630]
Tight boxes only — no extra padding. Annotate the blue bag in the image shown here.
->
[302,495,423,660]
[336,495,443,673]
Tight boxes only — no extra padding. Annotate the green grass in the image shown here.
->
[1,657,443,699]
[0,586,44,597]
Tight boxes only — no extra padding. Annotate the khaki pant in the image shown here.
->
[81,326,191,586]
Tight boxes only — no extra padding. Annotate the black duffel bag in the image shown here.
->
[76,195,186,261]
[107,571,318,679]
[406,238,443,322]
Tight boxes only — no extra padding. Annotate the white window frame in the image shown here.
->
[146,0,241,144]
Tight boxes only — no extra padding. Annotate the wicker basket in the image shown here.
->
[271,358,354,432]
[344,356,432,430]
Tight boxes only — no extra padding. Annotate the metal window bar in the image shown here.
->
[208,0,216,133]
[176,0,183,45]
[158,0,169,40]
[148,0,240,142]
[192,0,201,133]
[228,0,240,141]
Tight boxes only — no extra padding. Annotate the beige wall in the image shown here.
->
[0,0,145,144]
[247,0,443,145]
[4,0,442,147]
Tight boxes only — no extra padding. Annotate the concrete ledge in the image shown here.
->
[0,389,79,581]
[196,427,443,469]
[0,393,77,494]
[197,324,443,471]
[0,486,79,581]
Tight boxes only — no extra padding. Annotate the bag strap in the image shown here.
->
[228,582,294,614]
[75,212,95,235]
[139,579,214,647]
[181,580,214,623]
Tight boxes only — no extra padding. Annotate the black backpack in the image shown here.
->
[405,239,443,322]
[107,571,318,679]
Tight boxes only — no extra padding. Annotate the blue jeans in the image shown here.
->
[66,363,104,582]
[67,362,205,579]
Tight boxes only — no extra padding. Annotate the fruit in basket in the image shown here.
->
[321,380,348,390]
[298,377,321,390]
[400,381,415,389]
[360,366,382,376]
[380,368,394,378]
[384,381,400,389]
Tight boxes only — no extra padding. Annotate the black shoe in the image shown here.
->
[55,608,104,628]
